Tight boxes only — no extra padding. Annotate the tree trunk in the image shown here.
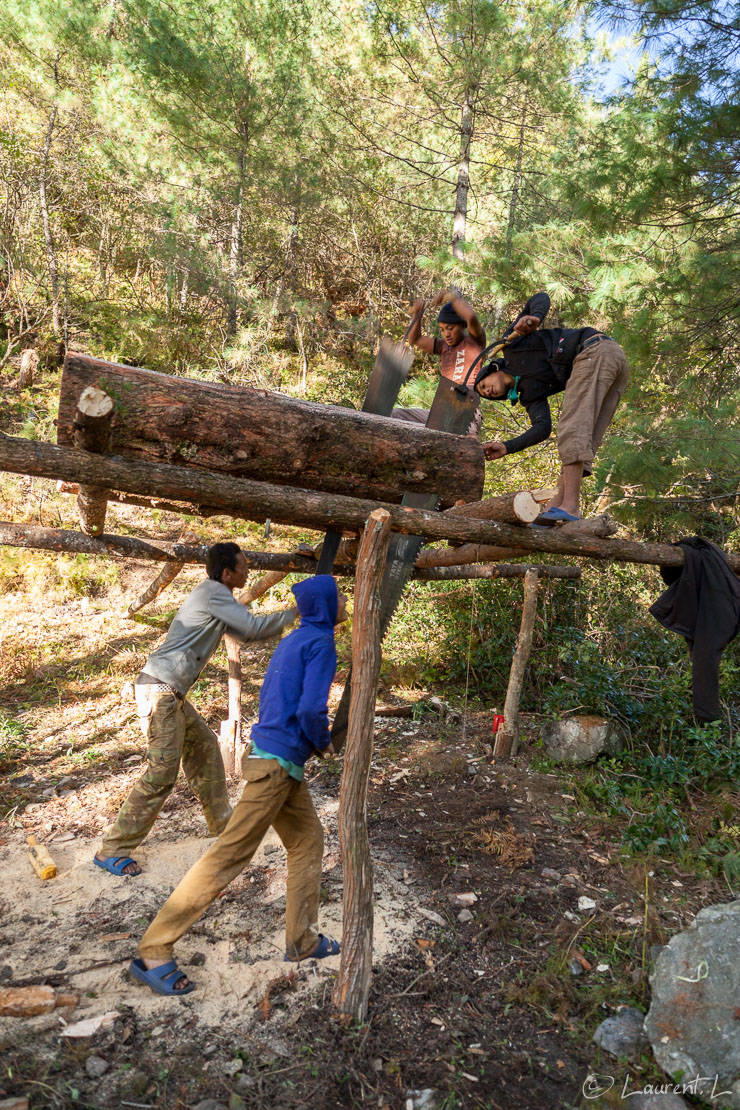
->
[4,436,739,571]
[452,89,474,260]
[493,569,539,760]
[446,491,540,525]
[73,385,113,536]
[18,349,38,390]
[505,104,527,261]
[57,354,484,507]
[227,148,246,337]
[219,635,243,776]
[334,509,391,1023]
[39,101,61,337]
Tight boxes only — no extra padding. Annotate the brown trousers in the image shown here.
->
[100,686,231,857]
[557,338,629,470]
[138,757,324,962]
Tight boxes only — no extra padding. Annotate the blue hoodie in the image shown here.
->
[249,576,338,766]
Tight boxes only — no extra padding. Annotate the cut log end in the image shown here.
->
[78,384,114,420]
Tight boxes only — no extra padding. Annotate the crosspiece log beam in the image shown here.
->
[2,436,738,571]
[0,523,580,580]
[57,354,484,508]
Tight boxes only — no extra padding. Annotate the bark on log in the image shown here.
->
[417,564,580,581]
[3,436,739,571]
[0,986,78,1018]
[415,543,527,568]
[447,491,540,525]
[73,385,114,536]
[493,569,539,760]
[558,513,619,538]
[334,508,391,1023]
[58,353,484,508]
[0,522,579,582]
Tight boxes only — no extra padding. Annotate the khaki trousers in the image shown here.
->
[557,338,629,470]
[138,757,324,962]
[100,686,231,857]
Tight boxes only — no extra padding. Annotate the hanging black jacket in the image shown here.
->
[649,537,740,722]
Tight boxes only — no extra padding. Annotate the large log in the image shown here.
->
[334,508,391,1023]
[57,353,484,508]
[0,522,578,581]
[3,436,739,571]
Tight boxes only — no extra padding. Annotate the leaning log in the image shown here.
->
[0,523,579,581]
[2,437,739,571]
[126,528,199,616]
[334,508,391,1023]
[73,385,113,536]
[57,353,484,508]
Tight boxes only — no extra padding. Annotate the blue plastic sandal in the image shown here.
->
[537,507,582,525]
[285,933,341,962]
[129,958,195,996]
[94,855,141,877]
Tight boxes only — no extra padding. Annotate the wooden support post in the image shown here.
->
[493,568,539,761]
[334,508,391,1024]
[73,385,113,536]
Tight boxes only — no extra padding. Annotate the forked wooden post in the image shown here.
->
[126,529,198,617]
[493,568,539,760]
[333,507,391,1023]
[73,385,113,536]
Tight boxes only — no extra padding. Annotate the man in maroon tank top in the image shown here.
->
[392,287,486,436]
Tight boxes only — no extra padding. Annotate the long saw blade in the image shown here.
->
[315,307,425,574]
[331,379,480,750]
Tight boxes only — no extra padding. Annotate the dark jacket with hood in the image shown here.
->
[475,292,601,454]
[250,576,338,765]
[649,537,740,722]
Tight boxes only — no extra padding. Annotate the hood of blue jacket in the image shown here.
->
[292,575,337,629]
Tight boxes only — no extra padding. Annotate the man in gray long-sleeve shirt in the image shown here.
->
[94,542,297,877]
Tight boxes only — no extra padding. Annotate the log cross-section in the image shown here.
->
[334,508,391,1023]
[73,385,113,536]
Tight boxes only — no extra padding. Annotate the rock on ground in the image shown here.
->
[593,1006,648,1058]
[628,1095,689,1109]
[645,899,740,1109]
[541,715,625,763]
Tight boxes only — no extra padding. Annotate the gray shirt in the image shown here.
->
[142,578,296,695]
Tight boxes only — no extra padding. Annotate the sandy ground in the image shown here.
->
[0,774,421,1039]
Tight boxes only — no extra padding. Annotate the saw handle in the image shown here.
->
[401,299,427,347]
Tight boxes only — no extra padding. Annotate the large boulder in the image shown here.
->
[645,900,740,1109]
[541,715,625,764]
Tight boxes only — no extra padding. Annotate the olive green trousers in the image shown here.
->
[138,756,323,961]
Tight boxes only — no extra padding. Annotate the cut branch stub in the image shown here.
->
[73,385,114,537]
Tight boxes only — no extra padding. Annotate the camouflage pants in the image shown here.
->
[100,686,232,857]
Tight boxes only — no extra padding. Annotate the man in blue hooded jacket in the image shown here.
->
[130,576,348,996]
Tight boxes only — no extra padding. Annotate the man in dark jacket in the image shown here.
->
[129,576,347,996]
[474,293,629,522]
